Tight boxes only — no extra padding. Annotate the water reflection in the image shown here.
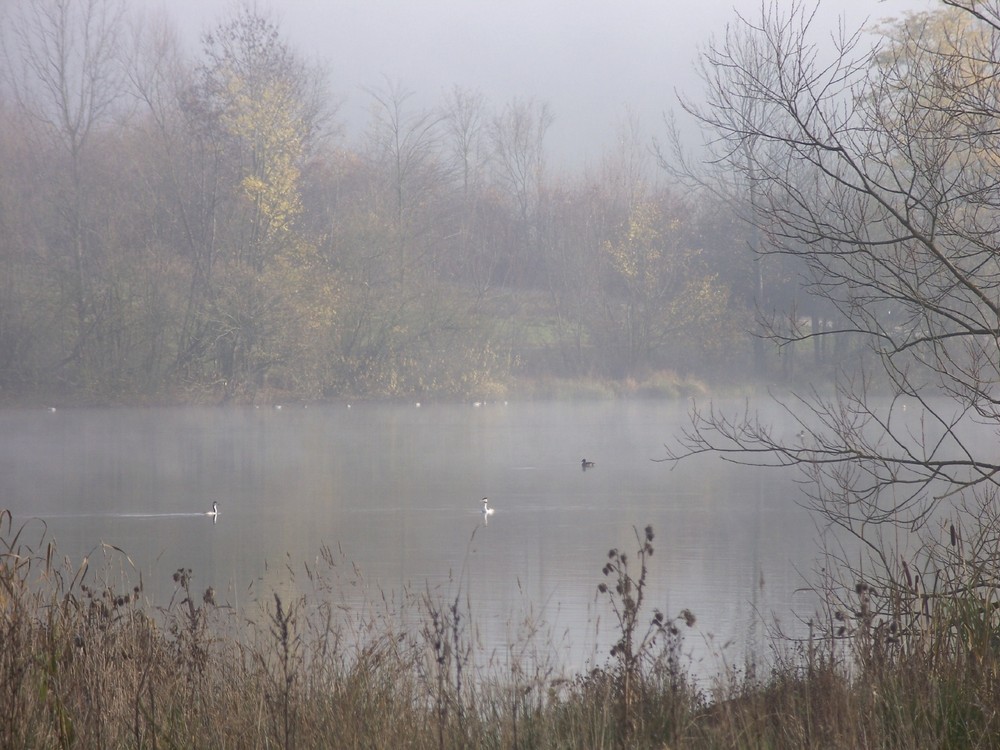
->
[0,400,820,677]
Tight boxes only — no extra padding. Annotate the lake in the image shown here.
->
[0,399,823,679]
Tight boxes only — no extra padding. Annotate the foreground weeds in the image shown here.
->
[3,509,1000,748]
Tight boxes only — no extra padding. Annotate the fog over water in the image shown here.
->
[3,400,825,676]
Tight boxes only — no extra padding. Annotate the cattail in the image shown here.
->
[950,523,957,547]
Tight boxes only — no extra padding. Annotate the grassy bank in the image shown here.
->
[2,512,999,748]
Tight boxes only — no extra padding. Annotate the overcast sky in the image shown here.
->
[137,0,938,168]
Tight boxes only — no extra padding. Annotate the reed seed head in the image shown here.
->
[645,525,654,542]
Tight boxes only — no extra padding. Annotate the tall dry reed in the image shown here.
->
[3,509,1000,748]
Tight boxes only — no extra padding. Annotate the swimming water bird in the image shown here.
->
[482,497,495,516]
[207,501,219,517]
[581,459,595,470]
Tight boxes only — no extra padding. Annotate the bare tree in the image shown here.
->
[665,0,1000,620]
[2,0,127,382]
[487,98,552,288]
[601,108,653,219]
[441,85,489,201]
[363,78,444,289]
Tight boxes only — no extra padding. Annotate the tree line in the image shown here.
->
[0,0,838,403]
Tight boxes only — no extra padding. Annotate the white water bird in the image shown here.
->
[482,497,495,516]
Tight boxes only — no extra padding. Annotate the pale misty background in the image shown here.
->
[135,0,936,168]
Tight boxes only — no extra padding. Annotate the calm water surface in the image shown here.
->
[0,400,822,676]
